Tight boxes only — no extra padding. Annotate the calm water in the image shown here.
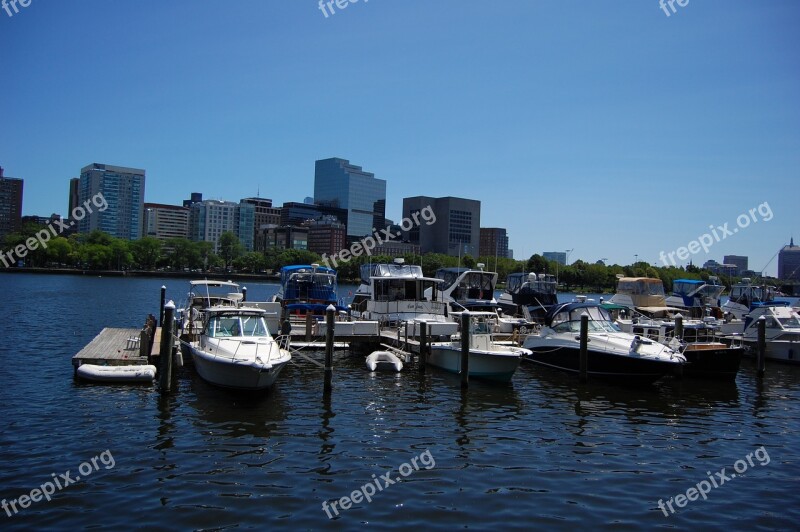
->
[1,273,798,530]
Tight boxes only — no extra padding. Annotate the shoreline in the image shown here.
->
[0,267,282,283]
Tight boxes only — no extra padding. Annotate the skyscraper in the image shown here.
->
[0,166,23,240]
[143,203,190,241]
[723,255,748,276]
[188,199,255,252]
[480,228,509,259]
[778,238,800,281]
[314,158,386,241]
[402,196,480,257]
[78,163,145,240]
[68,177,79,215]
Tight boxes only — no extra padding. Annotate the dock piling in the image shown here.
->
[159,285,166,326]
[675,315,683,341]
[757,316,766,377]
[242,286,247,302]
[306,312,313,342]
[419,321,428,370]
[461,312,470,388]
[324,304,335,393]
[579,314,588,383]
[159,301,176,394]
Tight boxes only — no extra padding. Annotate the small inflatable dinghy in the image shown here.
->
[76,364,157,383]
[365,351,403,372]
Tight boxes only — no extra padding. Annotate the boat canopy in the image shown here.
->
[360,263,425,283]
[435,268,497,299]
[189,280,240,288]
[545,302,619,333]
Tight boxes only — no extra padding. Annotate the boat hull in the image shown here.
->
[522,345,678,386]
[190,347,289,391]
[427,345,521,383]
[680,345,742,381]
[741,340,800,364]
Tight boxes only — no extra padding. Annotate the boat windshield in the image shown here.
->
[208,314,269,338]
[550,306,620,333]
[778,315,800,328]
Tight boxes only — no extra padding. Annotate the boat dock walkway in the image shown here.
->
[72,316,172,369]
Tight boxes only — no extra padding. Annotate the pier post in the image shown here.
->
[419,321,428,370]
[242,286,247,302]
[461,312,470,388]
[306,312,313,342]
[159,285,166,326]
[757,316,766,377]
[159,301,176,394]
[324,304,335,393]
[675,314,683,341]
[579,314,588,383]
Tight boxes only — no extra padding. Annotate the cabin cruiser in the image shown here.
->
[189,306,291,391]
[427,312,530,382]
[522,300,685,385]
[350,259,449,325]
[737,305,800,364]
[497,272,558,324]
[272,264,346,317]
[665,277,726,318]
[432,265,534,334]
[721,278,788,320]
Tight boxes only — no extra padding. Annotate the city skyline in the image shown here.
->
[2,1,798,273]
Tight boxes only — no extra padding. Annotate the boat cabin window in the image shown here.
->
[471,319,491,335]
[208,315,268,337]
[778,315,800,328]
[550,306,619,333]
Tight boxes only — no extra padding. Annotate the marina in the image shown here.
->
[2,273,799,529]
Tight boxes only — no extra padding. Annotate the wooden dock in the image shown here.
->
[72,326,168,368]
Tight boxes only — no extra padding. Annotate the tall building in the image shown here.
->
[68,178,79,215]
[183,192,203,208]
[402,196,480,257]
[314,158,386,240]
[189,199,255,252]
[0,166,23,240]
[703,259,737,277]
[543,252,567,265]
[143,203,190,241]
[78,163,145,240]
[778,238,800,280]
[241,197,282,252]
[723,255,748,276]
[258,225,309,251]
[480,228,509,259]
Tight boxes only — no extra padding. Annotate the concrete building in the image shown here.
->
[723,255,748,276]
[314,158,386,241]
[183,192,203,208]
[258,225,309,251]
[778,238,800,280]
[703,259,737,277]
[241,197,282,252]
[306,216,346,257]
[189,199,255,253]
[78,163,145,240]
[543,251,567,266]
[480,228,509,259]
[0,167,23,240]
[402,196,481,257]
[143,203,190,241]
[280,201,347,228]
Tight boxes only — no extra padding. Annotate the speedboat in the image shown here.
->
[522,300,685,385]
[179,280,244,338]
[497,272,558,324]
[190,306,291,391]
[737,305,800,364]
[432,264,534,334]
[427,312,529,382]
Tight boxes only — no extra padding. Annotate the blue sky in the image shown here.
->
[1,0,798,275]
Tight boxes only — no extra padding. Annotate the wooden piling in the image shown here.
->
[675,314,683,341]
[324,304,335,393]
[757,316,766,377]
[306,312,313,342]
[159,285,166,326]
[419,321,428,370]
[461,312,470,388]
[579,314,588,383]
[242,286,247,302]
[159,301,176,394]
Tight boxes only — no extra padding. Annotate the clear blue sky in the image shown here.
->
[2,1,798,275]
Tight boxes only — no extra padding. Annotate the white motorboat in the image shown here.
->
[365,350,404,372]
[665,277,726,318]
[76,364,157,383]
[179,280,244,337]
[427,313,529,382]
[522,300,685,385]
[736,305,800,364]
[432,265,534,334]
[190,306,291,391]
[497,272,559,324]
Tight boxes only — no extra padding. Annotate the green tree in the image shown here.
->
[218,232,243,268]
[130,237,162,270]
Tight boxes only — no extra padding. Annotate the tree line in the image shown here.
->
[2,222,754,291]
